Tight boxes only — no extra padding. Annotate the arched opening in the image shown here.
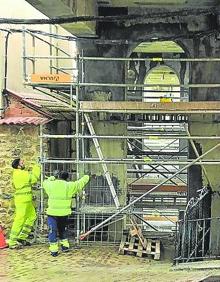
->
[127,40,188,232]
[126,40,188,102]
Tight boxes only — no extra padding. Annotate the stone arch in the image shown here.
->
[127,40,189,101]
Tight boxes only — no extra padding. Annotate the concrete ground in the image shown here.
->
[0,245,220,282]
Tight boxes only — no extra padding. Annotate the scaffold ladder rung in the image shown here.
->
[84,113,120,208]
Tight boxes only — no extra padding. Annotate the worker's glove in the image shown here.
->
[89,173,97,179]
[32,184,40,190]
[37,157,41,164]
[30,158,41,166]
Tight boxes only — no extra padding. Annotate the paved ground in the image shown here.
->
[0,245,220,282]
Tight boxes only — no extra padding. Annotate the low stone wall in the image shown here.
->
[0,124,40,234]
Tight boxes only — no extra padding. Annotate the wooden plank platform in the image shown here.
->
[129,183,187,193]
[119,235,160,260]
[80,101,220,114]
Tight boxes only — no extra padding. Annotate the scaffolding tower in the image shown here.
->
[20,28,220,260]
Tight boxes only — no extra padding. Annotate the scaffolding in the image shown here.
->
[20,29,220,254]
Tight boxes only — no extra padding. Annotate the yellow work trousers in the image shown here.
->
[9,201,36,247]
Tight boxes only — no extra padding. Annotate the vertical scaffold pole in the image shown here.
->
[22,27,27,83]
[39,124,44,233]
[76,53,80,244]
[32,33,36,74]
[49,25,53,75]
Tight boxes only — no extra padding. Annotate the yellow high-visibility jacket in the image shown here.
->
[12,164,41,203]
[43,175,89,216]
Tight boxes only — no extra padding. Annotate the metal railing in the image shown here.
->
[175,217,220,263]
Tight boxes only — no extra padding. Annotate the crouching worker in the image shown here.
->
[8,158,41,249]
[43,171,90,257]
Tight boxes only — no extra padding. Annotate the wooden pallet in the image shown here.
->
[119,235,160,260]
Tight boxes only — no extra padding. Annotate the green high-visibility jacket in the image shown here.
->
[12,164,41,203]
[43,175,90,216]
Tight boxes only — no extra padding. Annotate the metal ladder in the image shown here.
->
[84,113,120,209]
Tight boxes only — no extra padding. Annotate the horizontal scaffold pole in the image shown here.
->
[79,82,220,88]
[24,81,220,89]
[80,56,220,62]
[40,159,220,165]
[23,55,220,62]
[79,143,220,240]
[23,56,77,59]
[40,134,220,140]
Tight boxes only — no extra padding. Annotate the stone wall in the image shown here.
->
[0,124,40,234]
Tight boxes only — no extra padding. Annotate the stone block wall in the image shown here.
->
[0,124,40,233]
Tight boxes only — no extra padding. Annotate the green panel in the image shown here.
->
[134,41,184,53]
[145,65,179,84]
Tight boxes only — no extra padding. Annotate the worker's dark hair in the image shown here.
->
[59,171,69,181]
[11,158,20,169]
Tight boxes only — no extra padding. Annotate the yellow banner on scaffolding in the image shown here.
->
[160,97,173,103]
[30,74,72,83]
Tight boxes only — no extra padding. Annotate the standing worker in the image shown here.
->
[8,158,41,249]
[43,171,90,257]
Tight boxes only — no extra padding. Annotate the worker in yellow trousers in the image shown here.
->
[7,158,41,249]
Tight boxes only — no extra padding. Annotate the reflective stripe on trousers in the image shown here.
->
[60,239,70,248]
[49,242,59,252]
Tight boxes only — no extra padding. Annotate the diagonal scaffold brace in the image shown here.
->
[79,142,220,240]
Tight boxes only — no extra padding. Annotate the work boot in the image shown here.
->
[50,251,59,257]
[9,245,22,250]
[9,243,23,250]
[7,239,22,250]
[61,245,69,252]
[60,239,70,252]
[17,239,31,246]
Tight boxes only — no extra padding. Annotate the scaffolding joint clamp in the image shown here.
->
[152,57,163,62]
